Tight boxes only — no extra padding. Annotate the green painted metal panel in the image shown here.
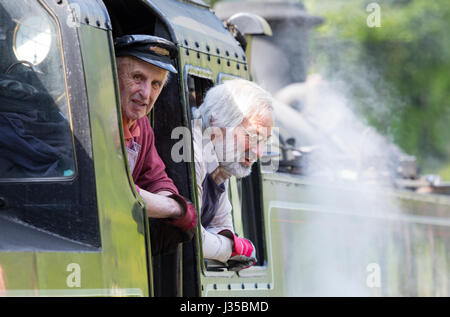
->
[0,22,151,297]
[77,24,150,295]
[260,172,450,296]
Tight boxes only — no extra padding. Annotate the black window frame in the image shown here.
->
[0,0,101,251]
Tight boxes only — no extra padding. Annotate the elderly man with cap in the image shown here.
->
[114,34,197,254]
[192,79,274,271]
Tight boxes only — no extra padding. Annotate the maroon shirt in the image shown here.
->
[123,116,197,231]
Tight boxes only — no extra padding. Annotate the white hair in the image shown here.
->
[116,56,170,86]
[193,79,273,130]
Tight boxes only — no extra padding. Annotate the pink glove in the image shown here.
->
[219,230,257,271]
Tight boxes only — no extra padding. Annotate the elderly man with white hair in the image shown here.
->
[192,79,274,270]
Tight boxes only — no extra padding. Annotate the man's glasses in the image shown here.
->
[239,125,271,147]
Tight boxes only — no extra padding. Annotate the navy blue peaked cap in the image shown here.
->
[114,34,178,73]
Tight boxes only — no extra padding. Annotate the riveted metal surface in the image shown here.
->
[143,0,246,63]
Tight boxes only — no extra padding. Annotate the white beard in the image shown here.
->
[212,131,255,179]
[220,161,253,179]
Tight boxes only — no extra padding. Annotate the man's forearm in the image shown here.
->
[201,226,233,263]
[210,166,231,185]
[139,189,183,219]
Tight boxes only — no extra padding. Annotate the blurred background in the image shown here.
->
[206,0,450,181]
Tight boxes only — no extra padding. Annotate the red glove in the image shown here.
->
[165,193,198,232]
[219,230,257,271]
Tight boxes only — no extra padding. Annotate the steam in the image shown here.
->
[271,73,407,295]
[274,74,408,183]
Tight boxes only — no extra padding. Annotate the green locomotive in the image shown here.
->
[0,0,448,297]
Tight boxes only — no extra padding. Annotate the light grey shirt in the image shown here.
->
[193,120,234,263]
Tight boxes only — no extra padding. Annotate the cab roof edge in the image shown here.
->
[183,0,210,9]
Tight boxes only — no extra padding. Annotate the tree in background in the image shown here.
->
[208,0,450,179]
[204,0,222,8]
[303,0,450,179]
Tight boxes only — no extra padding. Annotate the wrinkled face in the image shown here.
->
[117,56,168,126]
[217,112,274,178]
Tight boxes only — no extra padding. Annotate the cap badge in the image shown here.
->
[149,46,169,56]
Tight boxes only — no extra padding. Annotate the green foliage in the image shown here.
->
[304,0,450,178]
[204,0,222,7]
[440,163,450,181]
[208,0,449,178]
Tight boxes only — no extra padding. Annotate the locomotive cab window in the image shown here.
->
[186,72,233,273]
[0,2,75,180]
[104,0,203,296]
[0,1,100,251]
[235,164,267,268]
[191,73,267,273]
[103,0,191,197]
[219,74,267,270]
[188,75,214,109]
